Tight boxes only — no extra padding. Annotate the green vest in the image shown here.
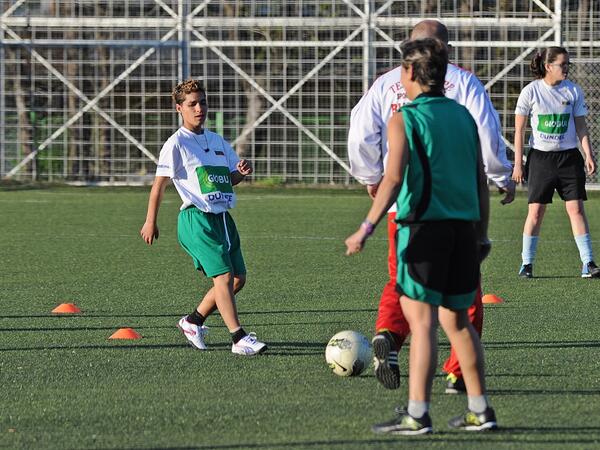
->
[395,95,481,223]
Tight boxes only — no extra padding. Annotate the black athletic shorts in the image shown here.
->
[526,148,587,204]
[395,220,480,310]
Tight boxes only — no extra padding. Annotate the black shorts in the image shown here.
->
[395,220,480,310]
[526,148,587,204]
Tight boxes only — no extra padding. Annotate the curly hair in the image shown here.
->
[530,47,569,79]
[400,38,448,95]
[172,79,206,105]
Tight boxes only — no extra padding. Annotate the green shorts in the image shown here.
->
[177,207,246,278]
[396,221,479,310]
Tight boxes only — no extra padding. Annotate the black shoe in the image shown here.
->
[582,261,600,278]
[448,407,498,431]
[519,263,533,278]
[372,332,400,389]
[445,373,466,394]
[373,408,433,435]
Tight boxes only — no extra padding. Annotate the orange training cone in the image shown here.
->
[52,303,82,314]
[109,328,142,340]
[482,294,504,304]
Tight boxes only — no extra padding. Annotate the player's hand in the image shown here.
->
[512,163,525,184]
[586,157,596,176]
[345,229,369,255]
[237,159,253,176]
[499,179,516,205]
[367,183,379,200]
[140,221,159,245]
[478,237,492,262]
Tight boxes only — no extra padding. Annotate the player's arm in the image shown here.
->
[231,159,253,185]
[140,176,170,245]
[575,116,596,176]
[347,85,385,197]
[465,78,515,204]
[476,142,491,260]
[512,114,528,183]
[345,112,408,255]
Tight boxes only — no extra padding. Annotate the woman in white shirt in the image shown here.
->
[513,47,600,278]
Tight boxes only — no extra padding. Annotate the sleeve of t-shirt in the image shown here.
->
[573,84,588,117]
[221,136,240,173]
[461,73,512,189]
[347,80,385,185]
[515,85,532,116]
[155,137,182,179]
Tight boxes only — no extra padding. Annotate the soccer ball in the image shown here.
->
[325,330,372,377]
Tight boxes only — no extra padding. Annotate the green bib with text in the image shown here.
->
[196,166,233,194]
[537,113,570,134]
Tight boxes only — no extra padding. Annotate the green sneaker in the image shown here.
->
[448,407,498,431]
[372,408,432,435]
[445,372,466,394]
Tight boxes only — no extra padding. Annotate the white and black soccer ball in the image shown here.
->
[325,330,372,377]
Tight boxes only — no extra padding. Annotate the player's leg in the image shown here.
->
[372,213,411,389]
[403,297,438,403]
[564,200,600,277]
[442,282,483,393]
[375,213,411,343]
[194,275,246,319]
[439,307,485,395]
[372,222,453,435]
[221,212,267,355]
[439,306,497,431]
[441,222,497,431]
[372,295,436,435]
[520,149,556,278]
[557,150,600,277]
[519,203,546,278]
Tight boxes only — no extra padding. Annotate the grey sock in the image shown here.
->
[407,400,429,418]
[468,395,489,414]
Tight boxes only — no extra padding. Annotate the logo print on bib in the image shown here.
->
[537,113,570,135]
[196,166,233,194]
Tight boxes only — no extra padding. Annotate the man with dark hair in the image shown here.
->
[348,19,513,393]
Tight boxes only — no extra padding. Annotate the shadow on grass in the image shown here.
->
[488,388,600,396]
[94,430,600,450]
[0,325,176,332]
[0,313,182,319]
[525,275,582,279]
[0,340,327,355]
[0,308,377,320]
[487,372,555,378]
[483,340,600,349]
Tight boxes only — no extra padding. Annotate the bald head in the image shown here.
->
[410,20,449,44]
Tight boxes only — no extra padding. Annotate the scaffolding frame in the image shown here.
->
[1,0,597,185]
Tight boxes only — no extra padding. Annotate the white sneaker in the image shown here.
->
[231,332,267,356]
[177,316,208,350]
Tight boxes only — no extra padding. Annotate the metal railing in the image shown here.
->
[1,0,598,185]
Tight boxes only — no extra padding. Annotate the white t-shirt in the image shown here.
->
[348,63,512,190]
[515,79,587,151]
[156,127,240,213]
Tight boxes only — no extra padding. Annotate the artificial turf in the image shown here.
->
[1,185,599,449]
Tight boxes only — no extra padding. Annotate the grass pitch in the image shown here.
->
[1,185,600,449]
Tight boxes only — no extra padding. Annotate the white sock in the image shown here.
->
[468,395,489,414]
[407,400,429,418]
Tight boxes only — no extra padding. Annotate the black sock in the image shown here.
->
[231,328,247,344]
[187,310,205,326]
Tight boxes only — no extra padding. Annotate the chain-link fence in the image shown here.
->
[1,1,599,185]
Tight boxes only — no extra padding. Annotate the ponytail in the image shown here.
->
[530,47,569,79]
